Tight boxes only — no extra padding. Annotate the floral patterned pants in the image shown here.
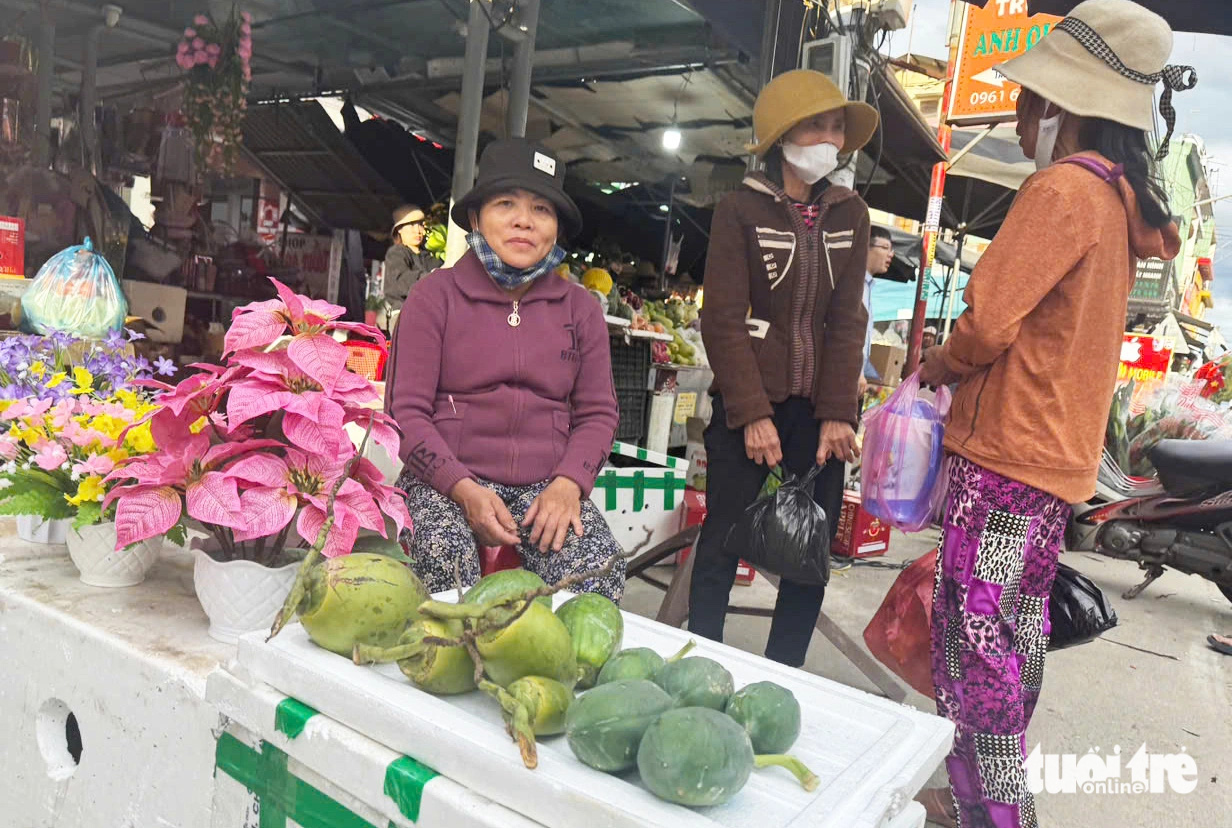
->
[396,471,626,602]
[931,456,1070,828]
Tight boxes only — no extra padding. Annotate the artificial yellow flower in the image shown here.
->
[0,400,14,415]
[46,371,68,389]
[28,361,45,379]
[67,475,105,506]
[126,422,155,454]
[70,366,95,395]
[190,415,209,435]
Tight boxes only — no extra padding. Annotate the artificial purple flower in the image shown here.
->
[127,328,146,342]
[153,357,177,377]
[103,329,126,349]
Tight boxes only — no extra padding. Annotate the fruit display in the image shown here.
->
[297,564,816,809]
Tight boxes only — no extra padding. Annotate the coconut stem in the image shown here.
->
[479,679,538,769]
[754,754,820,791]
[353,641,425,666]
[268,421,374,641]
[667,639,696,663]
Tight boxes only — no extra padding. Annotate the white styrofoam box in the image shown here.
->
[207,669,540,828]
[122,279,187,343]
[236,592,954,828]
[0,536,228,828]
[590,465,688,552]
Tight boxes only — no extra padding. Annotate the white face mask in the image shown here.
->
[1034,108,1064,171]
[781,141,840,184]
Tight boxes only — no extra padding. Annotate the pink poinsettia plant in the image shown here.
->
[103,278,409,565]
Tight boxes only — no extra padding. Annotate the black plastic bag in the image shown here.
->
[1047,563,1118,650]
[725,466,830,586]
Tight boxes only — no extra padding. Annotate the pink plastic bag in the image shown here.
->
[861,372,951,532]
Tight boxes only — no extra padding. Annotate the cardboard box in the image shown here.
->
[0,216,24,278]
[869,343,907,387]
[122,280,187,343]
[834,491,890,558]
[679,489,755,585]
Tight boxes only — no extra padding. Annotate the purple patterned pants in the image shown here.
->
[931,456,1070,828]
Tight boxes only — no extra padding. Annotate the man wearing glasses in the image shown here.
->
[862,226,895,394]
[384,204,438,304]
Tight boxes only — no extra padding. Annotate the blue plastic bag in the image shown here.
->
[861,372,951,532]
[22,237,128,339]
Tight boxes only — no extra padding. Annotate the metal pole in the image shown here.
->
[444,0,491,266]
[33,16,53,167]
[505,0,541,138]
[905,2,959,376]
[751,0,781,172]
[81,24,105,176]
[660,177,676,291]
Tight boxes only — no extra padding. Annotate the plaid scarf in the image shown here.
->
[467,231,567,290]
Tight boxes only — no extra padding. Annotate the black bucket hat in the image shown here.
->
[451,138,583,239]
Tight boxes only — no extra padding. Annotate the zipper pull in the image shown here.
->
[508,300,521,328]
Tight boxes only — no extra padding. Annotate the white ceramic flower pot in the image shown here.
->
[66,522,162,587]
[16,515,70,545]
[192,549,300,644]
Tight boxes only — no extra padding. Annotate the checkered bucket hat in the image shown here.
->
[998,0,1197,159]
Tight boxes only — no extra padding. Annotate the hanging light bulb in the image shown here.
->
[662,127,682,151]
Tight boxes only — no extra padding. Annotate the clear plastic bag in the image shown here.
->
[725,465,830,586]
[861,372,951,532]
[21,237,128,338]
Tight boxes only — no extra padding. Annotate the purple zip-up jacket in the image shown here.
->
[385,250,618,499]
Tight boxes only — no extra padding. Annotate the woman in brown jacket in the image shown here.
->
[917,2,1191,825]
[689,70,878,667]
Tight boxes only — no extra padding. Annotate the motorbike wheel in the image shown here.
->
[1220,583,1232,606]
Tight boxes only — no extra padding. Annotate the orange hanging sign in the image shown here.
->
[947,0,1061,125]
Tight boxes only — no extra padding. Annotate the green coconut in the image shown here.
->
[298,554,428,656]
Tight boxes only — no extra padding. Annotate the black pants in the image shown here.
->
[687,395,845,667]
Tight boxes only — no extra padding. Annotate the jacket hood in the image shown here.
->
[1053,153,1181,263]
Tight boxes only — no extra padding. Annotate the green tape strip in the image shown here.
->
[593,470,687,512]
[275,697,320,740]
[384,755,440,823]
[215,732,377,828]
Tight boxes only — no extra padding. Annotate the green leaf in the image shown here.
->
[166,522,187,549]
[73,501,102,530]
[0,480,73,520]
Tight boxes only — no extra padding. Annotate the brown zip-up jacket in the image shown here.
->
[701,172,870,430]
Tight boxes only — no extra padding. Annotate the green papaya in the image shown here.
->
[555,593,623,688]
[655,656,734,710]
[596,640,694,685]
[565,679,675,772]
[637,707,819,807]
[725,681,802,754]
[462,569,552,609]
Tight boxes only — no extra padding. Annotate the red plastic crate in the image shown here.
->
[834,491,890,558]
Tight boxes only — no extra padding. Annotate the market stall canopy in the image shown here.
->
[955,0,1232,36]
[240,100,401,233]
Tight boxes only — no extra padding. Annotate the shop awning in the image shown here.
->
[956,1,1232,36]
[240,100,402,233]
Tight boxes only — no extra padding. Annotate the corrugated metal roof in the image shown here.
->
[241,100,401,232]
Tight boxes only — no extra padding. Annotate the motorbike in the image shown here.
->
[1068,439,1232,605]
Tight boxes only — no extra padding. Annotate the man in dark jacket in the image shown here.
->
[384,204,438,303]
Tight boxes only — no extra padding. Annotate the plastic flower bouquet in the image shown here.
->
[104,278,409,565]
[176,6,253,174]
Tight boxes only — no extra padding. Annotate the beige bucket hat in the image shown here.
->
[747,69,880,157]
[997,0,1196,157]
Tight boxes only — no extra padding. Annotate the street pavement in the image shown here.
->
[621,528,1232,828]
